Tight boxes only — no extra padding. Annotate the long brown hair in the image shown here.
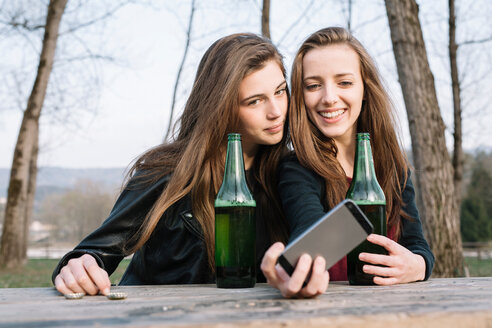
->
[290,27,408,238]
[125,33,289,269]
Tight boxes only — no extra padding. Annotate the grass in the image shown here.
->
[0,257,490,288]
[0,258,130,288]
[464,257,492,277]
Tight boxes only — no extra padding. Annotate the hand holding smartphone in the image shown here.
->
[278,199,373,276]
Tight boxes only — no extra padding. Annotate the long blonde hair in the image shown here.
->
[125,33,289,269]
[290,27,408,238]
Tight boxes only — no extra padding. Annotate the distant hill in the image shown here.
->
[0,167,127,199]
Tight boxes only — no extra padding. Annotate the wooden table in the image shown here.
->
[1,277,491,327]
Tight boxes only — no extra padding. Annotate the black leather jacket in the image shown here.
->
[52,174,271,285]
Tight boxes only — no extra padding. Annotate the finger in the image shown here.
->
[359,252,396,267]
[300,256,327,297]
[54,274,73,295]
[82,255,110,295]
[367,234,403,254]
[59,266,85,294]
[274,263,290,282]
[363,264,398,277]
[261,242,285,285]
[373,276,399,286]
[286,254,312,297]
[67,257,98,295]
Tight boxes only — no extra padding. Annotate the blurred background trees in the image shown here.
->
[37,180,115,243]
[461,153,492,243]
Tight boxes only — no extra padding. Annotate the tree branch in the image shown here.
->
[459,36,492,46]
[59,2,129,35]
[277,0,315,47]
[164,0,196,142]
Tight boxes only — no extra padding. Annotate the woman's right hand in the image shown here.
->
[54,254,111,296]
[261,242,329,298]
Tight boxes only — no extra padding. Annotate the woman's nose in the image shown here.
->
[267,98,284,119]
[321,84,338,105]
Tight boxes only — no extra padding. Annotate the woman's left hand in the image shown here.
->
[359,234,426,285]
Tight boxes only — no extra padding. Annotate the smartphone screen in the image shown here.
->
[278,199,373,276]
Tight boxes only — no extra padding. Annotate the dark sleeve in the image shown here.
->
[398,172,435,280]
[278,157,327,242]
[52,174,169,283]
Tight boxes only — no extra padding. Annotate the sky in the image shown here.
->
[0,0,491,169]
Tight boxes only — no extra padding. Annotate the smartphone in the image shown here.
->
[278,199,373,276]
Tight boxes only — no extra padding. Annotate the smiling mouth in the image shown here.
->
[319,109,345,119]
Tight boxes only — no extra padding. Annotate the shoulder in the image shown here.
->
[108,171,173,217]
[126,169,172,190]
[401,170,416,202]
[280,154,323,183]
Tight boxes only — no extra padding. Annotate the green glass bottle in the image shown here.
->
[215,133,256,288]
[346,133,387,285]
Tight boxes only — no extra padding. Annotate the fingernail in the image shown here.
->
[102,288,110,295]
[359,253,366,260]
[300,254,310,264]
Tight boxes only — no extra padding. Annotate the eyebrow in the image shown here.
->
[241,80,287,103]
[304,73,355,81]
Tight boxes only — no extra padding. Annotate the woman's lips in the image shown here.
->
[265,122,284,133]
[318,108,346,123]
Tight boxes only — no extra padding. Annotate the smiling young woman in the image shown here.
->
[262,27,434,290]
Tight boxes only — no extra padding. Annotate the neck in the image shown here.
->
[241,141,258,170]
[334,132,356,178]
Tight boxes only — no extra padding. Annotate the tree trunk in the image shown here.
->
[0,0,68,269]
[262,0,271,39]
[21,137,39,258]
[384,0,464,277]
[164,0,196,142]
[449,0,463,203]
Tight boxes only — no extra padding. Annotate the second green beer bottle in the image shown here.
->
[346,133,387,285]
[215,133,256,288]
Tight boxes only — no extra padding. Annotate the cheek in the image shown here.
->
[238,111,258,132]
[304,92,317,111]
[281,96,288,116]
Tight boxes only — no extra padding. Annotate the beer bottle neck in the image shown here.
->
[353,138,377,182]
[216,134,255,206]
[346,134,385,204]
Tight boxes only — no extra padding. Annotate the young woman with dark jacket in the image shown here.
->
[53,33,328,299]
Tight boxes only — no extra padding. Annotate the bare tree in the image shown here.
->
[449,0,463,203]
[164,0,196,142]
[261,0,270,39]
[340,0,353,32]
[0,0,136,269]
[385,0,464,277]
[276,0,316,48]
[0,0,68,269]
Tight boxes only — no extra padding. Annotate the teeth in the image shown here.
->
[320,109,344,119]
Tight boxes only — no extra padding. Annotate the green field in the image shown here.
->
[464,257,492,277]
[0,258,130,288]
[0,257,490,288]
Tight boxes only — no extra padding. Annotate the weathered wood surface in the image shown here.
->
[0,277,491,327]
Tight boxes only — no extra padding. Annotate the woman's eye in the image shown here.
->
[275,88,286,95]
[339,81,353,86]
[305,84,320,91]
[248,99,261,106]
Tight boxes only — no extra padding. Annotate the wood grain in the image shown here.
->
[0,277,491,327]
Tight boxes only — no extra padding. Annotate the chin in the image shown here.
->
[261,137,283,146]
